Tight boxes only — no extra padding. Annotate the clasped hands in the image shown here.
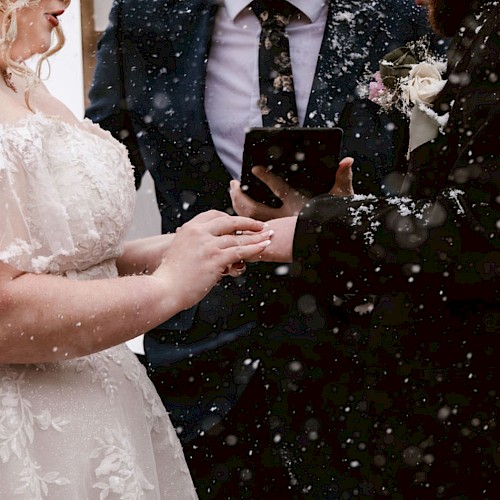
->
[154,156,353,309]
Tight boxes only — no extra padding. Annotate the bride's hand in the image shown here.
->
[152,210,272,309]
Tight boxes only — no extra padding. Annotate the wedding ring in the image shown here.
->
[233,261,246,274]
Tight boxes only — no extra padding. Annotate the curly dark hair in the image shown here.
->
[429,0,489,37]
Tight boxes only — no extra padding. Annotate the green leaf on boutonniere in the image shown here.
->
[380,47,418,89]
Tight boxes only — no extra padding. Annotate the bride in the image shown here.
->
[0,1,273,498]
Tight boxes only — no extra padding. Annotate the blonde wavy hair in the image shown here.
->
[0,0,67,107]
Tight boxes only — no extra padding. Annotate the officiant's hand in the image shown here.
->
[230,157,354,221]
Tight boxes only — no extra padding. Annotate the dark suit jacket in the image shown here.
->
[279,2,499,495]
[86,0,442,439]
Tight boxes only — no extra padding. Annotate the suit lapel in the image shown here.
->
[160,0,217,135]
[304,0,381,127]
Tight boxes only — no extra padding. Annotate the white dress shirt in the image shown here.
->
[204,0,328,179]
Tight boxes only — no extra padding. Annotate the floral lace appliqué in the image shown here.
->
[73,348,129,404]
[125,363,165,434]
[91,425,155,500]
[0,369,70,498]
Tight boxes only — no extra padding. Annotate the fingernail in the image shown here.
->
[259,240,272,247]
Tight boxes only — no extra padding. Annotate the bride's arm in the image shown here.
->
[117,234,175,276]
[0,260,178,364]
[0,213,271,364]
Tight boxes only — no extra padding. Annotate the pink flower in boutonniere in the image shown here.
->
[368,71,385,101]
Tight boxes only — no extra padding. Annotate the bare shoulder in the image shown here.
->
[29,81,78,123]
[0,89,31,125]
[0,79,71,125]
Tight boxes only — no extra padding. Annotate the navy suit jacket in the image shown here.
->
[86,0,442,438]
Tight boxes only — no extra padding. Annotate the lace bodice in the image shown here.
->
[0,113,198,499]
[0,112,135,277]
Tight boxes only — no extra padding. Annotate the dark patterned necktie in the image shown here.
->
[250,0,299,127]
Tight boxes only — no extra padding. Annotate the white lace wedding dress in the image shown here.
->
[0,113,198,499]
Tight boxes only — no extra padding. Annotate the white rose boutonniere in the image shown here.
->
[359,38,449,156]
[402,62,448,153]
[404,62,446,107]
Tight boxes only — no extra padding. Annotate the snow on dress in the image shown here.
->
[0,113,198,500]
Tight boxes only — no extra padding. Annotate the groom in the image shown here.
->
[233,0,499,496]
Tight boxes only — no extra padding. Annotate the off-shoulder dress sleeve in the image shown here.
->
[0,124,77,273]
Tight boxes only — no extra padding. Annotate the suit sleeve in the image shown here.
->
[293,16,499,307]
[293,108,499,307]
[85,0,146,188]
